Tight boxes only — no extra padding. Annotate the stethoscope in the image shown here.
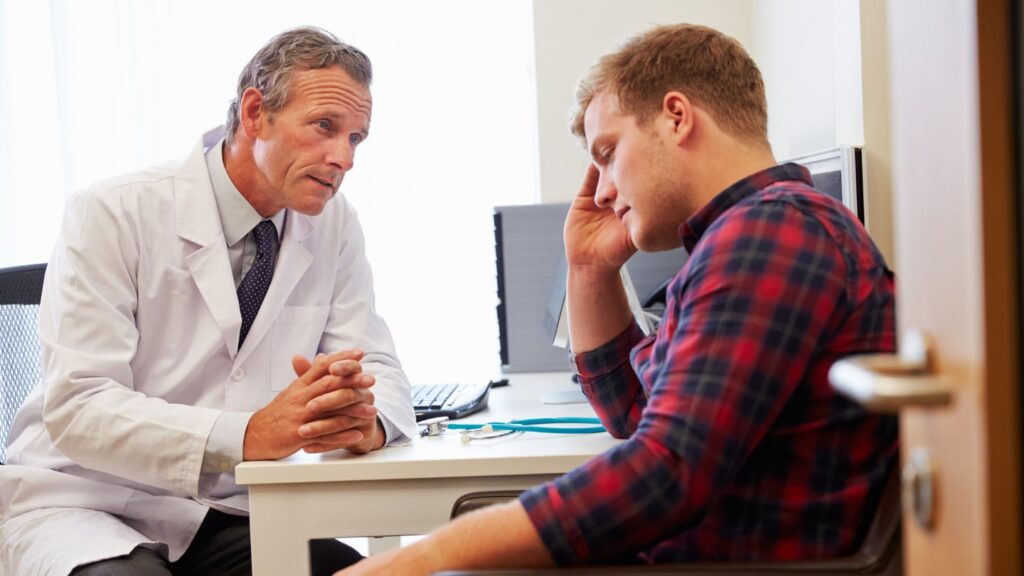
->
[419,416,605,443]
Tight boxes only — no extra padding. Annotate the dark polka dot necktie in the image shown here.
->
[237,220,278,348]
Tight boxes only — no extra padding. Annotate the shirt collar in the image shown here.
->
[678,163,813,252]
[205,138,286,245]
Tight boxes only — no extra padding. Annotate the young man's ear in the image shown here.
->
[239,87,266,139]
[663,91,694,144]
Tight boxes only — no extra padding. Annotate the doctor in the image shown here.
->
[0,27,416,576]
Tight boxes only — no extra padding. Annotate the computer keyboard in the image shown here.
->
[413,381,491,421]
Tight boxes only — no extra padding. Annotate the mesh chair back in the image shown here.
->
[0,263,45,464]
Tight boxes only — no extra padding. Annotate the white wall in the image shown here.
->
[531,0,754,203]
[753,0,843,160]
[751,0,893,263]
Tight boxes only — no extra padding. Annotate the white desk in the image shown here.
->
[235,372,623,576]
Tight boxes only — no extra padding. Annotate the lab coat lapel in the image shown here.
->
[175,139,243,358]
[234,209,314,365]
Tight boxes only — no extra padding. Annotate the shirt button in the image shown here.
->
[231,368,245,381]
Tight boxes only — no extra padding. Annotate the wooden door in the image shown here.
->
[886,0,1021,574]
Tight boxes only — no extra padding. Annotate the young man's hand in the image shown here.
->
[563,163,636,274]
[562,163,638,351]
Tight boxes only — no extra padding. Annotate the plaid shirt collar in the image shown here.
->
[678,163,813,252]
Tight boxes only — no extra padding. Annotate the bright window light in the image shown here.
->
[0,0,539,383]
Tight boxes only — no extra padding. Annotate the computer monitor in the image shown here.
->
[787,145,864,222]
[494,203,686,373]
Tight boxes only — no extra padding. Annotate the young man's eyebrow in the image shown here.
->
[588,135,606,162]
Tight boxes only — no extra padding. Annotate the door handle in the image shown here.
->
[828,329,953,412]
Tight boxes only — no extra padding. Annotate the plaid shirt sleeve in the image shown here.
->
[570,322,650,438]
[520,198,851,564]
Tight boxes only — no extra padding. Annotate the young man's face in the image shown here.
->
[251,66,372,216]
[584,91,688,252]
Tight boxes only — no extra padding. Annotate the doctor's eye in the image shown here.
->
[349,133,364,146]
[316,119,333,132]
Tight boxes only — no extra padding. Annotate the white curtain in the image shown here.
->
[0,0,540,383]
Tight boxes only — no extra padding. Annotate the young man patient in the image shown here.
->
[339,22,898,575]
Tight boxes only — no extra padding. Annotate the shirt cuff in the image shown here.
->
[201,410,252,474]
[376,413,409,446]
[570,322,647,381]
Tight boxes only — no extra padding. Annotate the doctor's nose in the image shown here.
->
[326,141,355,173]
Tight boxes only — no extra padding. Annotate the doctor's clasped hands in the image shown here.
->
[243,349,385,461]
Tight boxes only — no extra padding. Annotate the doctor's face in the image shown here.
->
[251,66,371,216]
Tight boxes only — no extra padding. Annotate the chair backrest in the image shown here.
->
[0,263,46,464]
[451,490,525,520]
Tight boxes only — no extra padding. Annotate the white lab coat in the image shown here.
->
[0,132,417,576]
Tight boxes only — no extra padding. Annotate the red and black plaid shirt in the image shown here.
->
[520,163,898,565]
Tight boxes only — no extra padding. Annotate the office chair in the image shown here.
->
[439,465,901,576]
[0,263,46,464]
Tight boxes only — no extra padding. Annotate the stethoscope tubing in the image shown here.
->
[446,417,605,434]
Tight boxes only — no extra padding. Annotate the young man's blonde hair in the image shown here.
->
[571,23,768,147]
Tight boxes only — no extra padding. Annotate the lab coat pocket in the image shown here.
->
[270,305,331,390]
[162,266,199,301]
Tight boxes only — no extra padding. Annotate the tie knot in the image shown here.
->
[252,220,277,254]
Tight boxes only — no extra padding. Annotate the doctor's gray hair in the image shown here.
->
[225,26,372,142]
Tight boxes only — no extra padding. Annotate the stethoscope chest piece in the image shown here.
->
[419,416,450,437]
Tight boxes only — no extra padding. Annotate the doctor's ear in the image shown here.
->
[662,91,694,142]
[238,87,267,138]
